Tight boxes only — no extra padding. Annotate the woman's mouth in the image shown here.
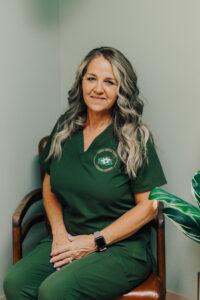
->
[90,96,106,101]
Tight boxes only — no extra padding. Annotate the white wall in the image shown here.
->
[59,0,200,298]
[0,0,60,295]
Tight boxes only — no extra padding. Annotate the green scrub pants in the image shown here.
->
[4,238,152,300]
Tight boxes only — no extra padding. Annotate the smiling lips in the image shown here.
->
[90,96,106,101]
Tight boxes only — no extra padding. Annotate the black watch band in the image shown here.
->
[94,231,107,252]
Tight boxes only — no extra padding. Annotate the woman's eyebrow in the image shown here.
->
[86,72,96,76]
[105,77,116,81]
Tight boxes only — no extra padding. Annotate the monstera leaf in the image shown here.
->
[149,171,200,244]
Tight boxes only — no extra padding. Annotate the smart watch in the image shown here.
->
[94,231,107,252]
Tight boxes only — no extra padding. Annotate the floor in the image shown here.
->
[0,291,196,300]
[166,291,195,300]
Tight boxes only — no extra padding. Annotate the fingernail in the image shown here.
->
[50,258,53,263]
[57,268,60,271]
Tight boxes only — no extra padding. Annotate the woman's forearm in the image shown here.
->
[43,174,67,236]
[101,192,157,245]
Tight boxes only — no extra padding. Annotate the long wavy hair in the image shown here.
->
[47,47,152,178]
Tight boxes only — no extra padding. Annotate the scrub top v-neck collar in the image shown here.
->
[80,123,113,154]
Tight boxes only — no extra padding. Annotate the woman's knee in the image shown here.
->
[3,266,23,299]
[38,270,81,300]
[3,263,38,300]
[38,280,58,300]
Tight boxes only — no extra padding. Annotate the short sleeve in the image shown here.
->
[39,119,60,175]
[130,138,167,194]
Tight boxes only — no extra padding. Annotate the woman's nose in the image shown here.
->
[94,80,103,93]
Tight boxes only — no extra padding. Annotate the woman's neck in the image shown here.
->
[85,110,112,131]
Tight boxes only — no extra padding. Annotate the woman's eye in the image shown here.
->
[105,80,114,85]
[87,77,95,81]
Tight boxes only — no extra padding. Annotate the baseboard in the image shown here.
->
[0,291,195,300]
[166,290,195,300]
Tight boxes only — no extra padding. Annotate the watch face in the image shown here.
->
[96,236,106,248]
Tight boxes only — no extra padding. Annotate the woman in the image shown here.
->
[4,47,167,300]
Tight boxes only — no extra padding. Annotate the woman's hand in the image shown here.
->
[50,234,96,269]
[51,229,70,258]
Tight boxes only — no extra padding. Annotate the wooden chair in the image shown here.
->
[12,136,166,300]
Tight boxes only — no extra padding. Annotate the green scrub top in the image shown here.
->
[39,117,167,263]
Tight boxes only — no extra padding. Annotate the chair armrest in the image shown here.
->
[12,188,44,264]
[12,188,42,227]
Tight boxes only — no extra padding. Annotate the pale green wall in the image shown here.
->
[0,0,60,295]
[59,0,200,299]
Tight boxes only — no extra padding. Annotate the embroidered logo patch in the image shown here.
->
[94,148,118,172]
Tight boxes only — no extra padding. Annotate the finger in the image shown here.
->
[51,247,66,256]
[51,245,70,256]
[50,250,75,263]
[52,250,74,263]
[50,252,68,263]
[54,257,72,268]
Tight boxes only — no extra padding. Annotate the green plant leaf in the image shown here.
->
[191,171,200,208]
[163,207,200,244]
[149,188,200,217]
[149,187,200,244]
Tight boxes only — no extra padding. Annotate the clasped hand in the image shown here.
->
[50,234,96,270]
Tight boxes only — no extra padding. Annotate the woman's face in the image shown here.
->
[82,56,118,115]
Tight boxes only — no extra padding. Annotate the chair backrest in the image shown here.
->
[38,136,51,234]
